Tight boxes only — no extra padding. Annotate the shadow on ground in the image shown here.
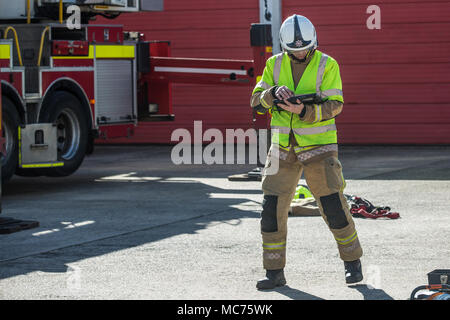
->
[0,145,447,299]
[273,285,325,300]
[349,284,394,300]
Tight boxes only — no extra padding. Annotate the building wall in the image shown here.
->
[98,0,450,144]
[283,0,450,144]
[96,0,258,145]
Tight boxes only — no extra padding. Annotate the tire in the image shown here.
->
[38,91,89,177]
[1,96,20,183]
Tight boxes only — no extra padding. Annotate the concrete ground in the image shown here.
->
[0,145,449,300]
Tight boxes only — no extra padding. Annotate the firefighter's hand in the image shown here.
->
[278,98,305,114]
[274,86,294,100]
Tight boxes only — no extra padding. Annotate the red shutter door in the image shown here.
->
[97,0,450,144]
[284,0,450,144]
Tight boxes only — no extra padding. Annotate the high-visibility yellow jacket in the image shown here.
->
[252,50,344,150]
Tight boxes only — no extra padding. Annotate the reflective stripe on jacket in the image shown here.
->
[252,50,344,148]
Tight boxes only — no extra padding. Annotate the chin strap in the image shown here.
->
[287,49,316,63]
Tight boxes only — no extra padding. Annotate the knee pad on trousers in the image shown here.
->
[261,195,278,232]
[319,193,349,229]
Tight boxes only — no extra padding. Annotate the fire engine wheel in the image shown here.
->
[39,91,89,177]
[1,96,20,183]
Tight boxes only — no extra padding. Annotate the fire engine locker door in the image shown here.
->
[95,59,135,124]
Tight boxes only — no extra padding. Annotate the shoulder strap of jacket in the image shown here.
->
[316,53,328,96]
[272,53,284,85]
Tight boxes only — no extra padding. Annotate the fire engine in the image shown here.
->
[0,0,272,186]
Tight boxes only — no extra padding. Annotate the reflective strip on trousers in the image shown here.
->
[273,53,284,85]
[335,231,358,245]
[292,124,336,136]
[263,242,286,250]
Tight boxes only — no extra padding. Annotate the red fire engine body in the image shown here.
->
[0,1,271,187]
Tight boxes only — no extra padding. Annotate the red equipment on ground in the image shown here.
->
[346,195,400,219]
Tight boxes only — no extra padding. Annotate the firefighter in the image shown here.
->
[251,14,363,290]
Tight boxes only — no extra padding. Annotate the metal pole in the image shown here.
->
[0,152,2,214]
[1,84,2,214]
[259,0,282,54]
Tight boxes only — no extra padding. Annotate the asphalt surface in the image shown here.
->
[0,145,449,300]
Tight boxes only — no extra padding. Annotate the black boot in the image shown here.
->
[344,259,363,284]
[256,269,286,290]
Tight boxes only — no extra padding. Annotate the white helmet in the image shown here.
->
[279,15,318,52]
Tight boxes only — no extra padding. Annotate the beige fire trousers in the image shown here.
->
[260,144,363,270]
